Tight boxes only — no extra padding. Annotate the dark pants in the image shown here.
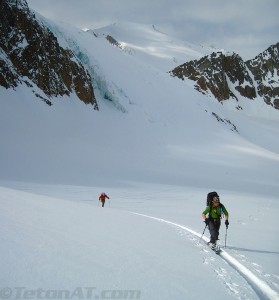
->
[208,218,221,243]
[101,200,105,207]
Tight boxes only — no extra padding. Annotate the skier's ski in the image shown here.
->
[208,243,222,254]
[212,246,221,255]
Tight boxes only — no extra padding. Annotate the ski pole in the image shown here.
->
[225,226,228,248]
[199,224,207,244]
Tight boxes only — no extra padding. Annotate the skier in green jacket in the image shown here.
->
[202,195,229,249]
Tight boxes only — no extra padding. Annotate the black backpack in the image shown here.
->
[206,191,219,206]
[206,191,224,216]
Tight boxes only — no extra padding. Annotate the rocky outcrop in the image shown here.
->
[0,0,98,108]
[171,44,279,110]
[106,35,123,49]
[171,52,256,102]
[246,43,279,109]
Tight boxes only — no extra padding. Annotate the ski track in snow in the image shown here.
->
[179,229,254,299]
[131,212,279,300]
[176,228,254,300]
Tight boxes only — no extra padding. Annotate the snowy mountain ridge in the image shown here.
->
[90,20,279,113]
[89,20,215,69]
[1,0,279,117]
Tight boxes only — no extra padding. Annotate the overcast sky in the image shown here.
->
[26,0,278,60]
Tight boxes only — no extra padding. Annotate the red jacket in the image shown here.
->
[99,193,109,201]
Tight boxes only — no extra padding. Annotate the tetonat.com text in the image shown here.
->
[0,287,141,299]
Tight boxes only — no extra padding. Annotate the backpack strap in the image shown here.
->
[208,201,213,219]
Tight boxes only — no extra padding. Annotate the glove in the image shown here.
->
[225,220,229,227]
[204,218,210,225]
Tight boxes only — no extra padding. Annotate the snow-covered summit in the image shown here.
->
[88,20,216,71]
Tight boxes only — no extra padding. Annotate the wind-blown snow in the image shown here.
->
[0,10,279,300]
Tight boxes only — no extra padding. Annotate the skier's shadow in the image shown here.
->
[226,246,279,255]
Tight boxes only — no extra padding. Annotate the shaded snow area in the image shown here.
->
[0,182,278,300]
[1,9,279,300]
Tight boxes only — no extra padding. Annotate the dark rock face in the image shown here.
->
[0,0,98,108]
[171,43,279,110]
[106,35,123,49]
[246,43,279,109]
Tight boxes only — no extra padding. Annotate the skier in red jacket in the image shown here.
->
[99,192,109,207]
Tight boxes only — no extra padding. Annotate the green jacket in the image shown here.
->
[202,203,229,219]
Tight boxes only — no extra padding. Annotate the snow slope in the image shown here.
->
[0,182,278,300]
